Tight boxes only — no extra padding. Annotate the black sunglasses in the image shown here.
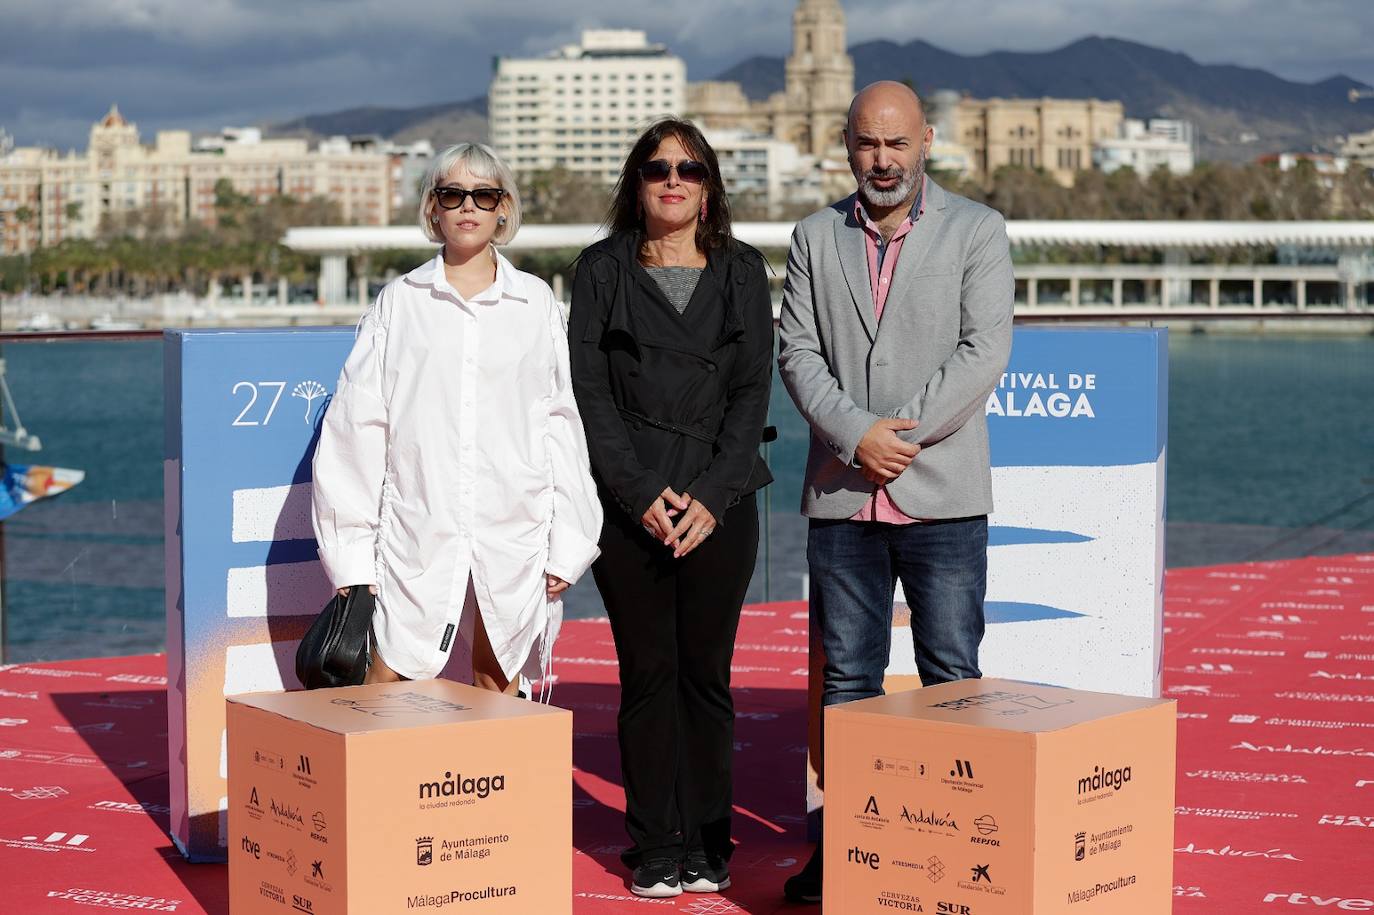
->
[434,186,506,211]
[638,159,709,184]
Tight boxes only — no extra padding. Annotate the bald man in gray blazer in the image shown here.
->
[778,81,1014,904]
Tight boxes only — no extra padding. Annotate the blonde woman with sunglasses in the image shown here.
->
[311,142,602,697]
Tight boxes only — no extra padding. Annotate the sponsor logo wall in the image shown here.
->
[893,328,1169,697]
[164,330,478,861]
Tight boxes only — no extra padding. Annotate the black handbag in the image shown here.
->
[295,586,375,689]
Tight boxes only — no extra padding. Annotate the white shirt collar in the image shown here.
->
[405,247,527,306]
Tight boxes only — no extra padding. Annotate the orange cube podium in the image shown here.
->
[824,678,1175,915]
[227,679,571,915]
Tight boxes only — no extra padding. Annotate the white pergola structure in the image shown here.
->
[283,221,1374,313]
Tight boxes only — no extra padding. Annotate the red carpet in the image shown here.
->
[1,553,1371,913]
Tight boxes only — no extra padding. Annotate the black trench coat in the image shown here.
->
[568,230,774,527]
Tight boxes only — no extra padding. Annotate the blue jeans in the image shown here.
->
[809,516,988,712]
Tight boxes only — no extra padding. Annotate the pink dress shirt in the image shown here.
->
[850,179,926,524]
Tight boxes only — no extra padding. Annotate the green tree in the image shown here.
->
[521,167,611,224]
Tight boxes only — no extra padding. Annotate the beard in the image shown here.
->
[858,147,927,209]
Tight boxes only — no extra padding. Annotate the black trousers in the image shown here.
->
[594,491,759,864]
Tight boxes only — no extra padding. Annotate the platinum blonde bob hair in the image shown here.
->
[418,142,522,245]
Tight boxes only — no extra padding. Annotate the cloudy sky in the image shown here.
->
[5,0,1373,149]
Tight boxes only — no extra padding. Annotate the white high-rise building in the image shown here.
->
[489,30,686,184]
[704,129,822,217]
[1094,118,1196,177]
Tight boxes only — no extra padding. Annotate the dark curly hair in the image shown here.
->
[605,118,733,255]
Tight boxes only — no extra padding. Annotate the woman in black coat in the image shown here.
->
[568,118,773,899]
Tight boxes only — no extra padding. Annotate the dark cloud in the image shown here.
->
[3,0,1371,149]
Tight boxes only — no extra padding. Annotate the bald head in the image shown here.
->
[845,81,932,212]
[846,81,925,136]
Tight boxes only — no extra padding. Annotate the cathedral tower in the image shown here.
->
[780,0,855,155]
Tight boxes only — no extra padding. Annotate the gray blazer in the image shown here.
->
[777,178,1014,520]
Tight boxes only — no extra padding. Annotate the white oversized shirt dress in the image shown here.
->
[311,250,603,682]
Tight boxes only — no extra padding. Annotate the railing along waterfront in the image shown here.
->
[0,321,1371,663]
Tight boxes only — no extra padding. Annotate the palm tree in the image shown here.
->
[14,205,34,253]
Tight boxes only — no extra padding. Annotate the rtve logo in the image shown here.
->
[241,835,262,859]
[848,846,881,870]
[1263,891,1374,907]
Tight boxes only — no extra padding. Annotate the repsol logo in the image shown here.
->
[848,846,880,870]
[418,772,506,800]
[1078,765,1132,795]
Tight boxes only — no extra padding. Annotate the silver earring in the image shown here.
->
[431,216,439,223]
[497,215,507,226]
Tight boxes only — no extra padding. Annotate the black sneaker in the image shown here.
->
[783,844,822,904]
[682,849,731,893]
[631,857,682,898]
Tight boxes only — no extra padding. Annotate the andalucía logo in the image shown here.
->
[270,798,305,829]
[418,772,506,802]
[416,836,434,866]
[900,807,960,833]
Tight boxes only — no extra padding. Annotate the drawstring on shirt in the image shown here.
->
[537,593,556,705]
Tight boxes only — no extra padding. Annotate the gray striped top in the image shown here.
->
[644,266,703,314]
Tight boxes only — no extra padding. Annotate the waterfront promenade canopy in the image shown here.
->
[283,220,1374,255]
[283,221,1374,312]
